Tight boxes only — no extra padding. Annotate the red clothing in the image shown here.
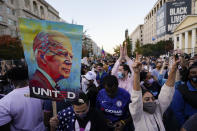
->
[29,70,54,99]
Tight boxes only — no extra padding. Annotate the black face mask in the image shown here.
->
[190,75,197,84]
[143,102,157,114]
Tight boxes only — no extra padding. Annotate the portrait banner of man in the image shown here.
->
[19,18,83,101]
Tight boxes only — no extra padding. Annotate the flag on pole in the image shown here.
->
[101,46,105,58]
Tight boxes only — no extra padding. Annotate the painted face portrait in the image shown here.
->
[33,31,73,81]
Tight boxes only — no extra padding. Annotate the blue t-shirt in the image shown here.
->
[96,88,131,123]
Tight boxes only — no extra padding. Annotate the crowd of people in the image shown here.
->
[0,43,197,131]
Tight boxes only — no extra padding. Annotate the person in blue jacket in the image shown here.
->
[171,62,197,128]
[96,63,108,88]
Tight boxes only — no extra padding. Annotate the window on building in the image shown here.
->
[0,16,3,21]
[12,9,15,15]
[40,6,44,17]
[7,7,11,14]
[169,37,172,41]
[11,30,16,37]
[33,1,38,15]
[25,0,30,9]
[6,7,15,16]
[10,0,14,4]
[8,19,15,25]
[177,37,179,41]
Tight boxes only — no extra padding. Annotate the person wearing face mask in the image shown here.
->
[96,75,133,131]
[81,71,98,94]
[140,72,161,99]
[81,71,99,108]
[151,62,162,80]
[50,92,108,131]
[129,54,179,131]
[112,43,134,93]
[171,62,197,128]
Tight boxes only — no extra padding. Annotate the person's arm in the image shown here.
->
[0,94,12,126]
[124,42,134,74]
[158,61,167,86]
[171,89,186,127]
[111,45,124,76]
[158,59,179,115]
[129,55,143,122]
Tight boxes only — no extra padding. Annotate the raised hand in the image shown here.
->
[132,52,142,74]
[165,56,180,87]
[119,44,124,60]
[123,42,128,58]
[171,56,180,71]
[49,116,59,128]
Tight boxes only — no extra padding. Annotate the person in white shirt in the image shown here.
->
[129,55,179,131]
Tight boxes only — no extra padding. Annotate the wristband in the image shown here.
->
[120,120,126,125]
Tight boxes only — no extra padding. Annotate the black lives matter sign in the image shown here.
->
[166,0,191,34]
[156,0,191,37]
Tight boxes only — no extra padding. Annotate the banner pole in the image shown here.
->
[50,101,57,131]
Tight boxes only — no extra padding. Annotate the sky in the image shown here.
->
[45,0,158,54]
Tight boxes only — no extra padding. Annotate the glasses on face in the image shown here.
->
[144,97,155,102]
[50,50,73,59]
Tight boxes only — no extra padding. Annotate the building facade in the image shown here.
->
[143,0,197,45]
[82,35,102,57]
[129,24,143,52]
[173,15,197,56]
[0,0,60,37]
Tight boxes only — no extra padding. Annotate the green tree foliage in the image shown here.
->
[126,38,132,57]
[113,45,120,56]
[134,39,142,54]
[0,35,24,60]
[138,40,174,57]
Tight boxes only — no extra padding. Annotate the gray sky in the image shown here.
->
[45,0,158,53]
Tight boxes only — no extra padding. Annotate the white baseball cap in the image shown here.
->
[84,71,96,80]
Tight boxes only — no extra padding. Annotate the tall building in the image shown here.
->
[143,0,196,45]
[82,35,102,57]
[129,24,144,52]
[0,0,60,37]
